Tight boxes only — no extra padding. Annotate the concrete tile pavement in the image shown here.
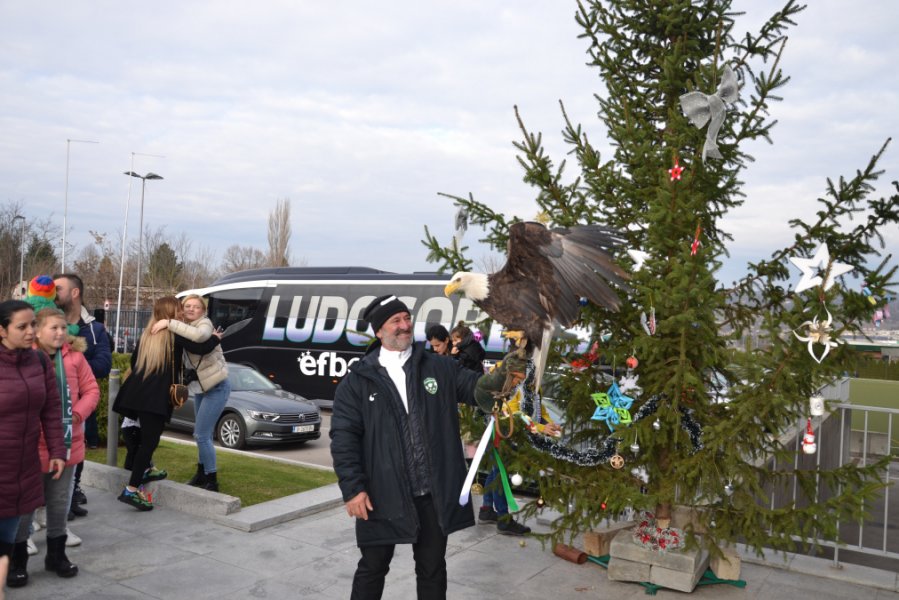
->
[9,484,899,600]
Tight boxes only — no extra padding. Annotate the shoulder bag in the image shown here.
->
[169,341,189,408]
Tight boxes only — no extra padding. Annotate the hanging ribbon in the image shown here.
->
[459,415,495,506]
[491,447,519,512]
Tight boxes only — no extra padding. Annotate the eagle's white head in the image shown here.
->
[444,271,490,301]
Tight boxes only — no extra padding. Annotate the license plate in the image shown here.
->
[292,424,314,433]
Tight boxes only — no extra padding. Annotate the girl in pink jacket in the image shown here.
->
[8,308,98,588]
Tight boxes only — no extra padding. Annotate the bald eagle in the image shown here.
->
[444,221,628,361]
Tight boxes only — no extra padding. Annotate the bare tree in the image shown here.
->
[222,244,267,274]
[181,244,220,290]
[267,197,291,267]
[0,200,60,297]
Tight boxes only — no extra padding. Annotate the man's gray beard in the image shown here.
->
[384,332,413,352]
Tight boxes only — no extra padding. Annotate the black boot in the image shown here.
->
[45,535,78,578]
[186,463,206,487]
[201,471,219,492]
[6,540,29,588]
[69,499,88,518]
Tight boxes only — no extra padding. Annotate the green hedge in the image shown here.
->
[854,356,899,381]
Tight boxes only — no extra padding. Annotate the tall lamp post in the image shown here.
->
[62,138,99,272]
[124,171,163,334]
[12,215,25,288]
[113,151,164,353]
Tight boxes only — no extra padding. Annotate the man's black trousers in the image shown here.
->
[350,494,448,600]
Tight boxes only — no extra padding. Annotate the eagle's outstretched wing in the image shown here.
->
[484,222,627,346]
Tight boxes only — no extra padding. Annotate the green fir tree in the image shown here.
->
[423,0,899,556]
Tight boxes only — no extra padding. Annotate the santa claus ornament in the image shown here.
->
[801,418,817,455]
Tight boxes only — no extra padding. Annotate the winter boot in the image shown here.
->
[201,471,219,492]
[186,463,206,487]
[6,540,29,587]
[69,498,88,518]
[45,535,78,578]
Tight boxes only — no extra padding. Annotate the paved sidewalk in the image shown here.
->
[9,485,899,600]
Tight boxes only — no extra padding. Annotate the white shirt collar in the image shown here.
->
[379,345,412,367]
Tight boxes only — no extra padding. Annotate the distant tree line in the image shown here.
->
[2,197,301,310]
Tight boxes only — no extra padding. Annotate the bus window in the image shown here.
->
[207,287,264,330]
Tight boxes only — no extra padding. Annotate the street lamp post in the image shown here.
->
[113,151,164,353]
[12,215,25,287]
[124,171,163,334]
[62,138,99,272]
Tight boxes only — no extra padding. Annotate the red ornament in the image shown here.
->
[669,156,684,181]
[600,502,607,510]
[690,224,702,256]
[570,341,600,372]
[626,356,638,370]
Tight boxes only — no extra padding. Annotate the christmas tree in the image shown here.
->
[423,0,898,558]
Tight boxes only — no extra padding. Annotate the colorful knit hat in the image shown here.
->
[25,275,59,314]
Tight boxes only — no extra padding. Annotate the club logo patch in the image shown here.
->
[423,377,438,395]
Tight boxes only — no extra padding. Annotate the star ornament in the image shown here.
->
[793,308,841,363]
[790,244,853,293]
[590,382,634,432]
[669,157,684,181]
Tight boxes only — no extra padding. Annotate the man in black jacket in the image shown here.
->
[330,295,496,600]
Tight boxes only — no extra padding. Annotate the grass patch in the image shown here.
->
[86,440,337,507]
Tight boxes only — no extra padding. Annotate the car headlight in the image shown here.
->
[249,411,280,422]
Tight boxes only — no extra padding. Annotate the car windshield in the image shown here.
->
[228,366,278,392]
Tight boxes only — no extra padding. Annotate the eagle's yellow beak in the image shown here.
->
[444,281,459,297]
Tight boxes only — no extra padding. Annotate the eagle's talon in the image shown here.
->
[502,330,528,349]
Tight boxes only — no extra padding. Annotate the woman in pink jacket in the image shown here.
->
[0,300,66,598]
[7,307,98,588]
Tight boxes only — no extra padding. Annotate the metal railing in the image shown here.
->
[824,403,896,567]
[772,378,898,568]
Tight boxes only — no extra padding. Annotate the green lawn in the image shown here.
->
[86,440,337,507]
[849,378,899,455]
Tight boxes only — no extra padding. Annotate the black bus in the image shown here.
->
[178,266,506,407]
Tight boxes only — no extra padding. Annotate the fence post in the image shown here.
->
[107,368,120,466]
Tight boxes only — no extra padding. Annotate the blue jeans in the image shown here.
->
[0,517,19,544]
[193,378,231,474]
[483,466,508,516]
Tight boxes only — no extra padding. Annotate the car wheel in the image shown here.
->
[217,413,247,450]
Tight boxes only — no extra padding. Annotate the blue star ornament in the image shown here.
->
[590,382,634,432]
[789,244,853,294]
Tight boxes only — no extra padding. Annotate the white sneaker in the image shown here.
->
[32,518,41,532]
[65,528,82,547]
[34,506,46,528]
[26,537,38,556]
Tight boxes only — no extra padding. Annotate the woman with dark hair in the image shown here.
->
[450,321,486,373]
[112,297,220,511]
[0,300,66,595]
[425,323,452,356]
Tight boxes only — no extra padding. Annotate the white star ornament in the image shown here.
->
[789,244,853,293]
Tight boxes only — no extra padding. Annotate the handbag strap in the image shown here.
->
[170,337,182,386]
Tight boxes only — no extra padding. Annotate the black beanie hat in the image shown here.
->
[363,295,411,333]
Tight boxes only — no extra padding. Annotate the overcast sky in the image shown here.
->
[1,1,897,286]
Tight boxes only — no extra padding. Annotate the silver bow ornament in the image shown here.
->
[679,65,739,162]
[453,206,468,247]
